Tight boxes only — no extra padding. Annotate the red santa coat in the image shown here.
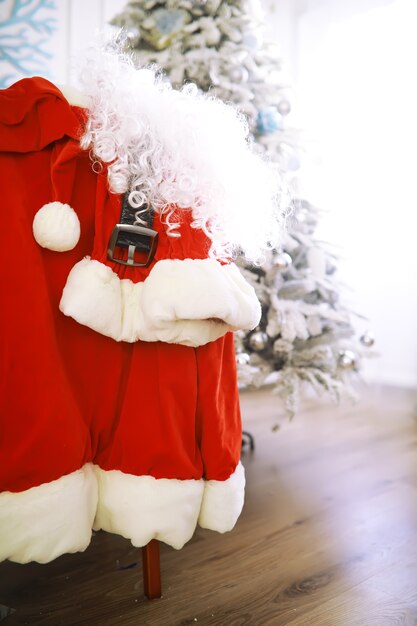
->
[0,78,261,564]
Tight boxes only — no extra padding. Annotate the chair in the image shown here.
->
[142,540,161,599]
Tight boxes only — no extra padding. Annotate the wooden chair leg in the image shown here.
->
[142,539,162,599]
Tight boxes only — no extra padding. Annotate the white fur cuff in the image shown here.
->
[94,462,245,549]
[198,462,245,533]
[60,257,261,346]
[94,469,205,550]
[0,465,97,564]
[1,463,245,563]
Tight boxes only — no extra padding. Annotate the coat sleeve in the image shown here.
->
[60,198,262,347]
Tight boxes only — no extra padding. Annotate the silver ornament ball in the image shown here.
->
[229,66,249,83]
[338,349,357,370]
[236,352,250,366]
[287,154,301,171]
[273,252,292,270]
[249,330,268,351]
[360,331,375,347]
[277,99,291,116]
[125,27,140,45]
[242,31,262,50]
[296,207,309,223]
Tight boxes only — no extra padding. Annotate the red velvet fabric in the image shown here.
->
[0,78,241,494]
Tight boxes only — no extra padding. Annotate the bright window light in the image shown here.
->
[297,0,417,386]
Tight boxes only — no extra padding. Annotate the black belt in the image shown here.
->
[107,192,159,267]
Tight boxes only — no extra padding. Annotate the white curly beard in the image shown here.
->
[77,43,283,263]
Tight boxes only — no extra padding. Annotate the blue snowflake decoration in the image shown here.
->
[0,0,57,88]
[256,107,283,135]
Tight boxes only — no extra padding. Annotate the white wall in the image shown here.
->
[292,0,417,388]
[49,0,127,84]
[261,0,417,389]
[261,0,298,82]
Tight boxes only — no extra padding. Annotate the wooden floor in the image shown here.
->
[1,385,417,625]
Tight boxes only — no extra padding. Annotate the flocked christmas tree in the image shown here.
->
[110,0,374,419]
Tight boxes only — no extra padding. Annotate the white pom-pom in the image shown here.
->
[33,202,80,252]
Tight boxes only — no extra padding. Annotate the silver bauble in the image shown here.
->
[249,331,268,351]
[277,99,291,116]
[242,31,262,50]
[287,154,301,171]
[273,252,292,270]
[229,66,249,83]
[338,350,357,370]
[360,331,375,347]
[296,207,309,223]
[122,27,141,47]
[236,352,250,366]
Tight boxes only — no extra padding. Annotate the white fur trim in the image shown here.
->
[78,48,282,263]
[198,462,245,533]
[60,257,261,346]
[93,468,204,550]
[0,465,97,564]
[0,463,245,563]
[57,83,89,108]
[32,201,80,252]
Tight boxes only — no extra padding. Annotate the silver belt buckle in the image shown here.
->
[107,224,159,267]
